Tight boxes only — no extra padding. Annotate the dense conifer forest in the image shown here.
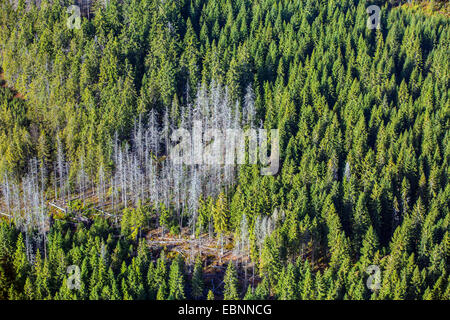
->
[0,0,449,300]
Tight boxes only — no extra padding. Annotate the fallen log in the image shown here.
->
[48,202,67,213]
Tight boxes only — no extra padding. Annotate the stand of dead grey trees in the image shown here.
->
[1,81,264,262]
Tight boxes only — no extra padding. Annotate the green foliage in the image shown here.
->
[0,0,448,301]
[223,262,239,300]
